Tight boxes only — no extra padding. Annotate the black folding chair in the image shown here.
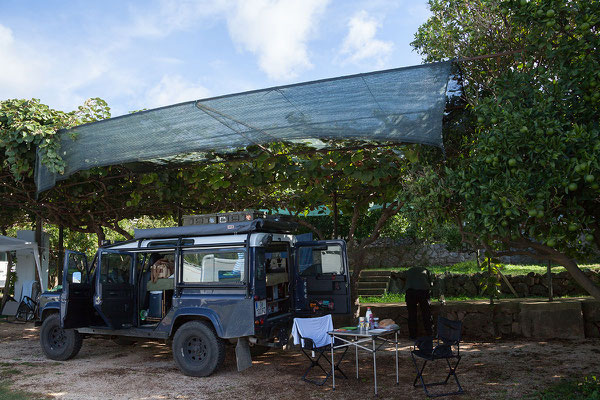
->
[15,281,40,323]
[411,316,464,398]
[15,295,38,322]
[293,316,348,386]
[298,333,348,385]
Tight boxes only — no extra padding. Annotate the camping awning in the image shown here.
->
[35,61,453,193]
[0,236,43,286]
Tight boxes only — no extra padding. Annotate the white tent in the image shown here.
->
[0,235,43,288]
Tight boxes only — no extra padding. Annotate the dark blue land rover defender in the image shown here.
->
[37,215,351,376]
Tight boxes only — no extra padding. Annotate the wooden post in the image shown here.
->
[547,260,553,302]
[497,268,518,297]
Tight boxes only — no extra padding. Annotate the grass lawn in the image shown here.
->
[525,375,599,400]
[0,378,46,400]
[376,260,600,275]
[358,292,498,303]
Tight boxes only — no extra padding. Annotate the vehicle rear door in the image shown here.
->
[292,240,351,315]
[94,250,136,329]
[61,250,94,329]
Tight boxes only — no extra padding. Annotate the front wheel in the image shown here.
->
[40,314,83,361]
[172,320,225,377]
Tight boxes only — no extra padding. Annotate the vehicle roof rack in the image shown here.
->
[134,218,297,240]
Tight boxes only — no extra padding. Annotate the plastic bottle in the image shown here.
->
[365,307,373,330]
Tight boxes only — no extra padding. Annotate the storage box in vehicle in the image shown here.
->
[149,291,163,318]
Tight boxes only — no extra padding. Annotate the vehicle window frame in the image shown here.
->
[178,246,247,288]
[297,243,345,277]
[99,251,135,284]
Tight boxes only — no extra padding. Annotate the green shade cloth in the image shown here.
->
[35,61,452,193]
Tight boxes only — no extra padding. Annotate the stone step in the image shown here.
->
[357,281,389,289]
[357,288,387,296]
[360,270,393,277]
[358,275,391,283]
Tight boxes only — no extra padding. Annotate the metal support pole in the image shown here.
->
[355,335,359,379]
[331,335,335,390]
[547,260,553,302]
[372,338,377,396]
[395,331,399,385]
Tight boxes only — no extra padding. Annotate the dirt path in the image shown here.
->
[1,322,599,399]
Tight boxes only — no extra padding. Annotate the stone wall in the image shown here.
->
[361,239,475,268]
[360,239,554,268]
[387,269,600,298]
[359,298,600,339]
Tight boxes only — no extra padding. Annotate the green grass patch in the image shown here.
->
[0,380,46,400]
[526,375,599,400]
[376,261,600,275]
[19,362,35,367]
[0,368,20,377]
[359,293,498,303]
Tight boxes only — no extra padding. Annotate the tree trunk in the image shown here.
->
[332,191,339,239]
[290,217,324,240]
[348,245,367,318]
[553,255,600,302]
[95,226,105,247]
[111,224,133,240]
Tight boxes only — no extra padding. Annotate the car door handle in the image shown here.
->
[108,291,119,296]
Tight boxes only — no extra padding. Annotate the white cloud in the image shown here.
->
[339,10,393,67]
[0,23,110,111]
[0,24,48,95]
[145,74,211,108]
[126,0,229,38]
[226,0,329,80]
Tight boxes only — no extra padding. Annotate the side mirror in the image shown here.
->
[72,271,82,283]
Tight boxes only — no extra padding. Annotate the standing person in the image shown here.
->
[404,266,433,339]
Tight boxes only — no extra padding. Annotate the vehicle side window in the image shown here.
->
[181,248,245,284]
[65,252,88,284]
[298,244,344,276]
[100,252,133,284]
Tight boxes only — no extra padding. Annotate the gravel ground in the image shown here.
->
[1,322,599,399]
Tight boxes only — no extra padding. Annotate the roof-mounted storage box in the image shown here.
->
[183,210,266,226]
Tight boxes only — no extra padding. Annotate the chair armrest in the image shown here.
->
[302,337,316,349]
[297,332,316,349]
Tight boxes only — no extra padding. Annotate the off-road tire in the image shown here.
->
[172,320,225,377]
[40,314,83,361]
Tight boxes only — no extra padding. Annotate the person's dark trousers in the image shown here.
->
[406,289,433,339]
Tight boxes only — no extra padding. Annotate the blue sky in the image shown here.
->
[0,0,431,117]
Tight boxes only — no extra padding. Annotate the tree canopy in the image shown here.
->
[408,0,600,299]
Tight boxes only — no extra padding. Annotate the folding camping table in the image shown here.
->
[328,327,399,396]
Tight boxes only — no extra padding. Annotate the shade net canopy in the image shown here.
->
[35,61,452,193]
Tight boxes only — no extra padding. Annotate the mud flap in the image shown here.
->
[235,337,252,372]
